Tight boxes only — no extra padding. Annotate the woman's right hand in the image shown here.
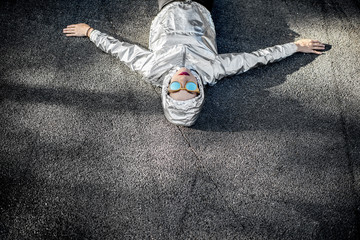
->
[294,39,325,55]
[63,23,93,37]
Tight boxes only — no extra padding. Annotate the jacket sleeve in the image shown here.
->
[213,43,297,80]
[89,30,153,74]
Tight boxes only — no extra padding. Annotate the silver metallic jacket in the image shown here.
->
[89,1,297,126]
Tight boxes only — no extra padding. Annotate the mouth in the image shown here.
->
[178,72,190,76]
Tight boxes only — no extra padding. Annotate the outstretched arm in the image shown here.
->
[62,23,153,73]
[213,39,325,80]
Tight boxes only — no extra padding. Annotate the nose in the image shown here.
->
[177,75,191,87]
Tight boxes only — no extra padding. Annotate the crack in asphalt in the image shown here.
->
[176,126,245,235]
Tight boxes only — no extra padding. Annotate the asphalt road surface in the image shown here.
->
[1,0,359,239]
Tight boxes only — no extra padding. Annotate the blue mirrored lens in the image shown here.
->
[169,81,181,90]
[186,82,197,91]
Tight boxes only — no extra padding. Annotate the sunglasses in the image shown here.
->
[168,81,200,94]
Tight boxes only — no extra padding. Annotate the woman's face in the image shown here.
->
[169,67,199,101]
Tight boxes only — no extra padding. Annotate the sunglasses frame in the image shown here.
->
[168,81,200,94]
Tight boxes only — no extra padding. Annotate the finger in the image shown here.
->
[63,29,75,33]
[67,25,76,28]
[65,33,77,37]
[311,50,323,55]
[311,40,321,43]
[313,46,325,50]
[312,44,325,48]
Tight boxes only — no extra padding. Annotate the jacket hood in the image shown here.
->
[161,67,205,127]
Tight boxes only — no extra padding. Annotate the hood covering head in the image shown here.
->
[161,67,205,127]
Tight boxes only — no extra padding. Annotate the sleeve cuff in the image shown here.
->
[89,29,100,42]
[284,42,298,56]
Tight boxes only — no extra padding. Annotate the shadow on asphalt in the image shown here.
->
[193,1,330,132]
[1,0,359,239]
[0,83,161,114]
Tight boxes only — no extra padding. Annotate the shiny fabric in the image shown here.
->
[158,0,214,11]
[162,67,205,126]
[89,1,297,126]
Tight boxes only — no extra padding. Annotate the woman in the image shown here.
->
[63,0,325,126]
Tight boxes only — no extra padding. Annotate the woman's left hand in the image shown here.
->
[294,39,325,55]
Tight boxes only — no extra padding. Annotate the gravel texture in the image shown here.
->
[1,0,359,239]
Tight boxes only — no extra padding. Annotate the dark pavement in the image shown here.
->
[1,0,359,239]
